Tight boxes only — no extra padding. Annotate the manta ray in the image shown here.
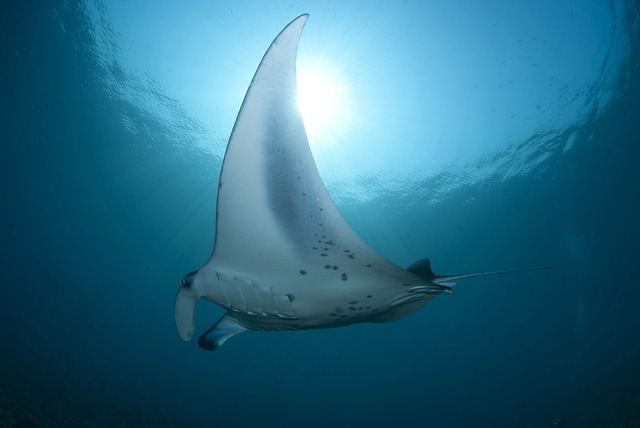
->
[175,14,546,351]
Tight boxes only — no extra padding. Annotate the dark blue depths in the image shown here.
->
[1,1,639,427]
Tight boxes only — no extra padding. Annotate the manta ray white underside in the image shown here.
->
[174,14,547,351]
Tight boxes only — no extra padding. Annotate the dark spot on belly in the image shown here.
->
[324,264,331,269]
[348,254,355,259]
[366,264,372,268]
[344,249,350,253]
[366,295,372,298]
[348,300,358,305]
[341,273,348,281]
[313,246,318,250]
[348,306,356,311]
[366,306,372,310]
[332,266,338,270]
[321,253,327,257]
[299,270,307,275]
[323,248,329,251]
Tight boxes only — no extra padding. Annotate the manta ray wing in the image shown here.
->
[211,14,373,277]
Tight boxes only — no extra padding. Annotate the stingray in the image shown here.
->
[175,14,547,351]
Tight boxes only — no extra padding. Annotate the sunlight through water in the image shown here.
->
[296,67,346,147]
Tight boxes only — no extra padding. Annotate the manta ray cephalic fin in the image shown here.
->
[198,314,248,351]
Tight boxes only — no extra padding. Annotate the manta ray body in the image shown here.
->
[175,14,543,351]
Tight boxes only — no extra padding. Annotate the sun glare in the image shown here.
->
[297,68,346,145]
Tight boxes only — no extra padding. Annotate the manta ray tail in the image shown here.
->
[407,258,550,291]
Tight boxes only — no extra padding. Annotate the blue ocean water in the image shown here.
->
[2,1,639,427]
